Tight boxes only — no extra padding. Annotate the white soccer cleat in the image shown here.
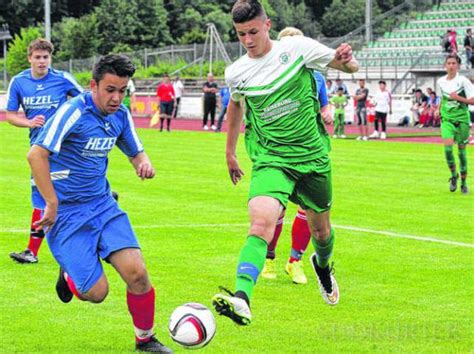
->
[310,253,339,306]
[332,134,338,139]
[362,136,368,141]
[211,124,217,131]
[369,131,379,139]
[203,125,209,131]
[340,134,346,139]
[380,132,387,140]
[212,289,252,326]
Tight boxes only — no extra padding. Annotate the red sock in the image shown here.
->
[64,273,84,300]
[289,211,311,263]
[127,288,155,343]
[267,217,284,259]
[28,208,45,256]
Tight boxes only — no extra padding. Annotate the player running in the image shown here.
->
[436,54,474,194]
[27,54,172,353]
[6,38,83,264]
[212,0,358,325]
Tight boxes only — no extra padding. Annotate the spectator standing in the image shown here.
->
[326,79,335,98]
[334,78,349,97]
[216,86,230,132]
[330,87,348,138]
[369,80,392,139]
[353,79,369,140]
[172,75,184,119]
[464,28,472,69]
[156,74,175,132]
[448,30,458,54]
[202,72,219,130]
[123,79,136,113]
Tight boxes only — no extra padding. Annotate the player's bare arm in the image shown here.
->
[226,99,245,185]
[129,152,155,180]
[27,145,58,230]
[449,92,474,105]
[6,111,45,128]
[328,43,359,73]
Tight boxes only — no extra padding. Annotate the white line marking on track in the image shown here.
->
[2,222,473,248]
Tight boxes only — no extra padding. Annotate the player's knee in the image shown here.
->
[249,219,273,239]
[126,267,150,292]
[85,284,109,303]
[311,224,331,241]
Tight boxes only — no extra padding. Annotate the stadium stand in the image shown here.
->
[355,0,473,69]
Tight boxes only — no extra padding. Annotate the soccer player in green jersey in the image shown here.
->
[212,0,358,325]
[436,54,474,194]
[330,87,348,138]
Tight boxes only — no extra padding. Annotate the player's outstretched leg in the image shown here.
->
[309,227,339,305]
[213,235,267,325]
[261,216,284,279]
[9,209,45,264]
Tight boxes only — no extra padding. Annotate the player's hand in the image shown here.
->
[334,43,353,63]
[226,154,244,185]
[29,115,46,128]
[136,163,155,180]
[321,110,333,125]
[449,92,460,100]
[34,202,57,232]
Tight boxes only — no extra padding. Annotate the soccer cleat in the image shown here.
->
[261,258,277,279]
[310,253,339,305]
[362,136,368,141]
[212,287,251,326]
[356,136,362,140]
[9,249,38,264]
[56,268,73,303]
[369,131,379,139]
[449,174,458,192]
[340,134,346,139]
[285,260,308,284]
[332,134,338,139]
[211,124,217,131]
[461,184,469,194]
[203,125,209,131]
[380,132,387,140]
[136,336,173,353]
[112,191,119,201]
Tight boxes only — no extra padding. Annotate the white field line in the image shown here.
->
[1,222,473,248]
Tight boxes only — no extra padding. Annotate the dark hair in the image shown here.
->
[232,0,266,23]
[163,73,169,78]
[28,38,54,56]
[92,54,135,83]
[378,80,386,85]
[337,87,344,91]
[415,89,422,93]
[445,53,461,64]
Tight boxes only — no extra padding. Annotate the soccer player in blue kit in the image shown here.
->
[7,39,83,263]
[27,54,172,353]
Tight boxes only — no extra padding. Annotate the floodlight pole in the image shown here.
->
[45,0,51,41]
[365,0,372,44]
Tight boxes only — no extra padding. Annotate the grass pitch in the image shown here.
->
[0,122,472,353]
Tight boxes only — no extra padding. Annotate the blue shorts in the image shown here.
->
[47,195,140,293]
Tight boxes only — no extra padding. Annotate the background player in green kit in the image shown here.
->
[212,0,358,325]
[330,87,348,138]
[435,54,474,194]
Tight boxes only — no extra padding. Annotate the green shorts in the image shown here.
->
[441,120,470,144]
[248,156,332,213]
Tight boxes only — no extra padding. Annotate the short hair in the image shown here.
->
[92,54,135,83]
[337,87,344,92]
[359,79,365,82]
[445,53,461,64]
[163,73,169,78]
[378,80,386,85]
[415,89,422,93]
[278,27,303,40]
[232,0,266,23]
[28,39,54,56]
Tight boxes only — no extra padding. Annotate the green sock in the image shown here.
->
[235,235,268,300]
[444,145,456,177]
[459,148,467,185]
[311,228,335,268]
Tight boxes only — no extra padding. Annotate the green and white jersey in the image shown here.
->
[225,36,335,164]
[437,73,474,123]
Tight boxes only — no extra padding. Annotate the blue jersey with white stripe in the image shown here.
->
[6,67,83,144]
[32,92,144,208]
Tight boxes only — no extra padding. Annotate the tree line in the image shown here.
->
[0,0,414,63]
